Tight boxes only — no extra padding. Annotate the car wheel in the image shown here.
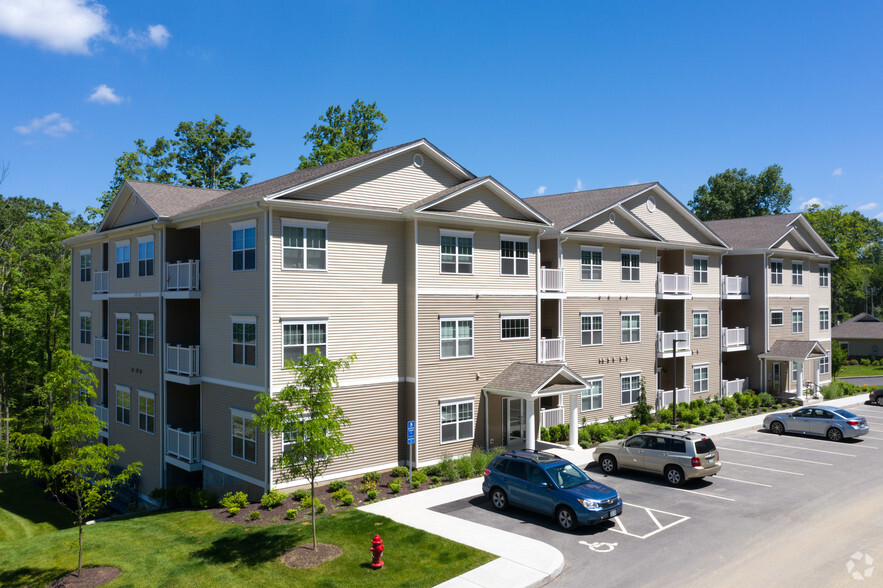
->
[556,506,577,531]
[769,420,785,435]
[490,488,508,510]
[599,454,618,474]
[826,427,844,442]
[664,465,685,487]
[876,396,883,407]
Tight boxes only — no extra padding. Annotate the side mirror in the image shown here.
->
[539,482,549,490]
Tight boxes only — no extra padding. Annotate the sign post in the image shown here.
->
[407,420,415,486]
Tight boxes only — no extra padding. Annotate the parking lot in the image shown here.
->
[435,402,883,587]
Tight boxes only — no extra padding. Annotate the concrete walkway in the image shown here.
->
[359,394,870,587]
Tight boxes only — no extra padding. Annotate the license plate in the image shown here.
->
[707,456,714,463]
[607,509,619,519]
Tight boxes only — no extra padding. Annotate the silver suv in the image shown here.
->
[593,430,721,486]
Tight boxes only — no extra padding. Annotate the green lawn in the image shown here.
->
[837,365,883,378]
[0,472,75,542]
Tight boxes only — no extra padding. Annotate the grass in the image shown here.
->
[0,472,75,542]
[0,476,494,588]
[837,365,883,378]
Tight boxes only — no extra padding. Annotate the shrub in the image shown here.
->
[285,508,298,520]
[360,479,378,493]
[362,471,381,484]
[300,496,326,514]
[220,491,249,511]
[388,480,401,494]
[327,480,348,493]
[721,396,738,414]
[678,407,700,425]
[630,380,653,425]
[757,392,776,408]
[860,358,871,366]
[453,457,476,479]
[332,489,354,505]
[540,427,551,442]
[391,465,410,478]
[260,489,286,509]
[366,489,378,500]
[192,489,218,509]
[656,408,673,425]
[706,403,724,421]
[227,506,240,516]
[247,510,262,521]
[291,488,310,502]
[431,475,442,486]
[422,463,442,477]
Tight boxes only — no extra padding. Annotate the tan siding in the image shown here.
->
[107,229,163,295]
[201,381,265,484]
[572,214,649,238]
[429,186,532,220]
[112,195,156,228]
[624,194,709,245]
[562,240,656,295]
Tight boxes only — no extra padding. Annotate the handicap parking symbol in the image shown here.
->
[579,541,617,553]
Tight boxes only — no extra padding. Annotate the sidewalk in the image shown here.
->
[359,394,869,587]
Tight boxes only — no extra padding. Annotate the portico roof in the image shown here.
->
[758,340,828,362]
[483,362,588,398]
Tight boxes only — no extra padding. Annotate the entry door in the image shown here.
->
[770,363,781,394]
[503,398,526,444]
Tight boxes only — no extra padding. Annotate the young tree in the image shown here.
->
[688,164,792,221]
[15,351,141,578]
[254,351,356,550]
[298,100,387,169]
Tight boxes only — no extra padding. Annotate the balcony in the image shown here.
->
[656,387,690,409]
[722,275,750,299]
[94,404,109,435]
[656,331,691,358]
[540,406,565,429]
[164,260,201,298]
[93,271,109,298]
[657,273,691,299]
[165,426,202,471]
[540,338,565,362]
[721,327,749,352]
[540,267,565,293]
[722,377,749,397]
[93,337,109,367]
[165,344,201,385]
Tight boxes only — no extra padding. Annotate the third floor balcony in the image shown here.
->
[164,260,201,298]
[93,337,108,366]
[657,273,691,299]
[721,275,750,299]
[540,337,565,362]
[656,331,691,358]
[540,267,565,293]
[721,327,749,352]
[165,344,201,385]
[93,271,109,297]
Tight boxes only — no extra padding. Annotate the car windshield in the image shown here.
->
[546,462,591,489]
[834,409,858,418]
[694,438,716,454]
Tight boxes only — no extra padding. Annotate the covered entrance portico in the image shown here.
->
[758,340,828,402]
[482,362,588,450]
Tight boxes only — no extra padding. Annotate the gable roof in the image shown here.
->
[705,213,837,258]
[832,314,883,340]
[483,362,587,397]
[407,176,552,225]
[758,340,828,361]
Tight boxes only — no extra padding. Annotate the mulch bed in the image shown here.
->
[280,543,343,568]
[47,567,121,588]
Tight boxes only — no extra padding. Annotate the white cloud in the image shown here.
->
[833,168,843,176]
[118,23,171,49]
[148,24,170,47]
[0,0,109,54]
[13,112,74,137]
[87,83,122,104]
[533,186,547,196]
[799,197,827,210]
[858,202,878,212]
[574,178,583,191]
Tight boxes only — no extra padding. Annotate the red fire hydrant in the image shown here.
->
[369,534,384,569]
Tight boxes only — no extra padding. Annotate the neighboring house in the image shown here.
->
[65,140,837,502]
[832,313,883,358]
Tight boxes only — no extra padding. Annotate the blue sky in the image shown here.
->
[1,0,881,219]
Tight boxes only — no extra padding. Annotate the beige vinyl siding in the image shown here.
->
[624,193,709,246]
[428,186,532,220]
[571,214,650,238]
[201,381,266,485]
[111,194,156,228]
[108,229,162,296]
[71,242,104,358]
[687,251,722,298]
[562,241,656,295]
[686,298,721,398]
[769,255,812,297]
[808,260,833,342]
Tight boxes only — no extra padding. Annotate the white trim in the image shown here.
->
[231,315,257,324]
[580,245,603,281]
[819,263,830,287]
[201,376,268,394]
[770,309,784,326]
[440,228,475,238]
[768,294,810,299]
[499,234,530,277]
[230,219,257,230]
[439,397,475,445]
[202,460,266,489]
[439,316,474,359]
[271,460,401,491]
[106,292,161,298]
[137,389,156,434]
[620,311,641,344]
[566,292,656,299]
[581,377,603,412]
[692,363,710,394]
[580,312,603,346]
[230,408,258,464]
[281,218,328,272]
[692,255,709,285]
[417,288,538,296]
[791,260,804,286]
[500,314,530,340]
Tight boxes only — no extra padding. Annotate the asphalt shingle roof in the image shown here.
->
[760,340,827,360]
[832,314,883,340]
[704,213,803,250]
[128,181,227,218]
[483,362,585,395]
[522,183,658,228]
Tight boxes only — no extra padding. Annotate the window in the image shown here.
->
[282,420,328,461]
[138,391,155,433]
[501,315,529,340]
[692,311,709,339]
[819,264,830,287]
[440,317,473,358]
[282,320,327,365]
[820,354,830,375]
[116,386,130,425]
[693,256,708,285]
[79,250,91,282]
[231,410,257,462]
[581,378,602,411]
[770,259,783,285]
[440,232,473,274]
[116,241,130,278]
[232,318,257,366]
[581,247,602,280]
[137,236,154,277]
[693,365,709,393]
[621,313,640,343]
[621,373,641,405]
[138,314,154,355]
[282,220,327,270]
[621,250,640,281]
[792,309,804,334]
[232,222,256,271]
[440,399,474,443]
[80,313,91,345]
[581,313,603,346]
[115,314,130,351]
[771,309,784,326]
[819,308,830,331]
[500,237,529,276]
[791,261,803,286]
[792,362,799,383]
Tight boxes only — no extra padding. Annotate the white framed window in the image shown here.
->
[231,409,257,462]
[440,230,473,274]
[282,418,328,462]
[792,309,804,334]
[80,312,91,345]
[771,309,784,326]
[116,241,130,279]
[692,311,709,339]
[232,221,256,271]
[79,250,92,282]
[137,235,154,277]
[819,264,830,287]
[693,364,709,394]
[116,385,131,425]
[621,249,640,282]
[115,313,130,351]
[581,246,602,281]
[500,315,529,340]
[440,398,474,443]
[791,261,803,286]
[138,314,154,355]
[500,236,529,276]
[138,391,155,434]
[582,378,602,411]
[819,308,830,331]
[770,259,783,285]
[621,373,641,405]
[440,317,473,358]
[282,219,327,270]
[693,256,708,285]
[282,320,327,365]
[820,354,830,375]
[621,312,640,343]
[232,316,257,366]
[581,313,603,346]
[791,361,799,383]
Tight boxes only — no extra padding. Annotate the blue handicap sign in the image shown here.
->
[407,420,415,444]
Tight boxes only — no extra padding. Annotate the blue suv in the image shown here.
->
[482,450,622,531]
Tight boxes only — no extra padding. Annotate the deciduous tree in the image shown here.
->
[688,164,792,221]
[298,100,387,169]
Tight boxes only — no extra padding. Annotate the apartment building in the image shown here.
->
[66,139,835,501]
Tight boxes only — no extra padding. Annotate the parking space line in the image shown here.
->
[670,487,735,501]
[609,503,691,539]
[720,460,803,476]
[714,475,772,487]
[726,437,857,457]
[717,446,833,465]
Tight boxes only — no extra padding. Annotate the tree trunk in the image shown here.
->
[310,479,317,550]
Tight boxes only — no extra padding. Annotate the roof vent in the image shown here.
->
[647,195,656,212]
[609,212,616,224]
[413,153,424,168]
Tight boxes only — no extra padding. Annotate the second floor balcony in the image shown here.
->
[540,267,565,293]
[93,337,109,365]
[656,331,691,358]
[657,273,691,298]
[165,344,200,384]
[94,403,109,434]
[722,275,750,299]
[722,377,749,397]
[93,271,109,296]
[721,327,749,352]
[540,337,565,362]
[165,426,202,471]
[165,260,201,297]
[656,387,690,409]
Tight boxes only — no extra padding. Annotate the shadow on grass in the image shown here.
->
[0,473,75,531]
[0,565,70,587]
[192,526,302,567]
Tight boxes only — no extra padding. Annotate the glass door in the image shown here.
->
[503,398,526,444]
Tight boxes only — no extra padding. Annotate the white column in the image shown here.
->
[526,399,536,451]
[795,362,804,399]
[569,391,580,449]
[814,360,821,395]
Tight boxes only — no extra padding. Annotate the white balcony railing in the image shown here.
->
[165,426,202,463]
[94,404,109,429]
[722,377,749,397]
[166,260,200,291]
[721,327,749,350]
[540,338,565,362]
[93,271,109,294]
[722,275,749,297]
[657,273,691,296]
[540,267,565,292]
[540,407,565,429]
[94,337,109,362]
[166,344,200,376]
[656,331,691,356]
[656,387,691,408]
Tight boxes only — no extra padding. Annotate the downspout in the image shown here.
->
[264,206,271,493]
[483,389,489,450]
[158,223,166,491]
